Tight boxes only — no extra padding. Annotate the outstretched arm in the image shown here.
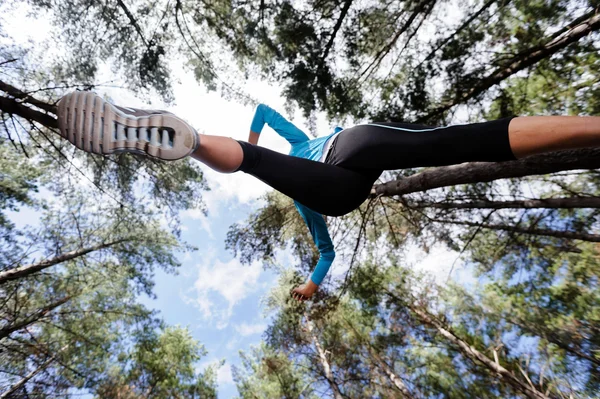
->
[291,202,335,301]
[248,104,310,146]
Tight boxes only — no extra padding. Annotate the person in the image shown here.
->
[56,91,600,302]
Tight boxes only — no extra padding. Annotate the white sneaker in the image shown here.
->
[57,91,199,160]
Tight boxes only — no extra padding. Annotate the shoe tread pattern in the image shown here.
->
[57,91,197,160]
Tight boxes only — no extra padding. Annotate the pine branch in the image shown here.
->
[0,96,58,129]
[0,80,56,113]
[372,148,600,197]
[115,0,148,46]
[404,302,555,399]
[0,296,72,340]
[417,11,600,122]
[407,196,600,210]
[430,218,600,242]
[321,0,353,62]
[0,238,133,285]
[0,354,57,399]
[419,0,500,65]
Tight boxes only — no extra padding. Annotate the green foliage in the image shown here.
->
[96,326,218,398]
[233,343,318,399]
[0,139,43,226]
[198,0,600,123]
[0,128,213,396]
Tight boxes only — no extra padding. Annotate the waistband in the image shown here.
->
[319,130,343,163]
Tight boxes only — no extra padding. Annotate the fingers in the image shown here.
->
[290,290,307,302]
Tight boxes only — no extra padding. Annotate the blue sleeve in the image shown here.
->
[250,104,310,146]
[294,202,335,285]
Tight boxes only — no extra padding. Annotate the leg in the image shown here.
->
[508,116,600,158]
[190,134,244,173]
[190,137,378,216]
[235,141,380,216]
[327,118,517,171]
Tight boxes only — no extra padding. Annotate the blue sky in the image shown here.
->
[140,195,280,397]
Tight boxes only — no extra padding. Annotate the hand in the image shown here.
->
[291,280,319,302]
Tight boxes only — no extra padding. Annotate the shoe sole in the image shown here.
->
[57,91,198,160]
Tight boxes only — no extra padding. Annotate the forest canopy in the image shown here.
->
[1,0,599,397]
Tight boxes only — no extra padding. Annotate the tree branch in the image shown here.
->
[372,148,600,197]
[0,296,72,340]
[408,196,600,210]
[405,303,554,399]
[0,238,132,285]
[0,345,68,399]
[420,0,499,64]
[0,96,58,129]
[358,0,436,82]
[430,218,600,242]
[115,0,148,46]
[0,80,56,113]
[417,11,600,122]
[321,0,353,62]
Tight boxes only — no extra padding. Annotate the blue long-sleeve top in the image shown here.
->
[250,104,338,285]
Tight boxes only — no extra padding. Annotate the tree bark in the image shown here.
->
[359,0,436,81]
[372,148,600,197]
[322,0,353,61]
[116,0,148,46]
[431,218,600,242]
[0,355,57,399]
[408,305,553,399]
[421,0,498,64]
[367,346,414,398]
[408,197,600,210]
[0,238,132,285]
[0,296,71,340]
[343,317,413,397]
[0,96,58,129]
[306,316,345,399]
[417,12,600,122]
[0,80,57,113]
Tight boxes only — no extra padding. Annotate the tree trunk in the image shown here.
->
[367,346,414,398]
[359,0,436,81]
[343,317,414,397]
[510,318,600,367]
[306,316,345,399]
[0,355,57,399]
[372,148,600,197]
[0,295,72,340]
[0,80,56,113]
[431,218,600,242]
[321,0,353,61]
[421,0,499,63]
[0,238,132,285]
[0,96,58,129]
[408,304,553,399]
[407,197,600,210]
[417,12,600,122]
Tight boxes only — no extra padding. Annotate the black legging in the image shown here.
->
[236,117,516,216]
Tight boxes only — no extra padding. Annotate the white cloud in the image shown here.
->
[226,336,241,350]
[188,252,263,327]
[217,363,234,385]
[196,359,232,386]
[234,322,267,336]
[181,208,214,238]
[404,241,477,286]
[201,168,270,213]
